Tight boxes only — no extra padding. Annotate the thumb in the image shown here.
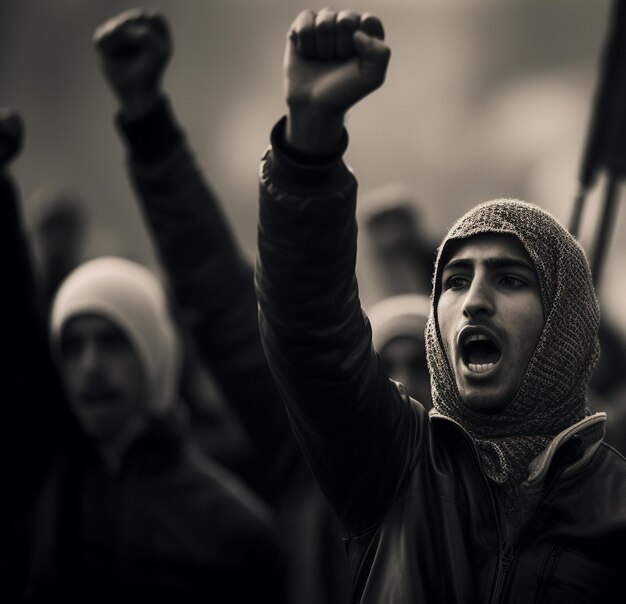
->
[353,30,391,88]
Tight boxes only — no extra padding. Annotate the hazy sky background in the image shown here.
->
[2,0,625,335]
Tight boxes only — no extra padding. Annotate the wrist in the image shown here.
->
[116,95,182,166]
[267,116,352,194]
[286,106,345,155]
[117,87,163,121]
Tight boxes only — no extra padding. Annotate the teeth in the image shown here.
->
[466,334,490,343]
[468,362,495,374]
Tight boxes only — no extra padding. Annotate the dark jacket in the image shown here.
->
[255,117,626,604]
[24,412,285,604]
[116,99,352,604]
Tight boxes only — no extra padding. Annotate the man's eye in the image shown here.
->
[500,275,525,288]
[60,337,82,359]
[446,276,469,290]
[99,333,130,353]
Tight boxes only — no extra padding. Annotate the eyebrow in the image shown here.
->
[442,257,535,272]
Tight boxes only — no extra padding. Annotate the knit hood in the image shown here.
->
[50,256,182,416]
[425,199,600,485]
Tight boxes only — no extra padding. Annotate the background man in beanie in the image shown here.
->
[2,119,286,603]
[367,293,432,408]
[255,8,626,603]
[20,255,286,603]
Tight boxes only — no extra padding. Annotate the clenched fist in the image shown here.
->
[284,8,391,154]
[0,109,24,168]
[94,9,172,119]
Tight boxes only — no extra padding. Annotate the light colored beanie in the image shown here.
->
[50,256,181,415]
[425,199,600,486]
[368,293,431,353]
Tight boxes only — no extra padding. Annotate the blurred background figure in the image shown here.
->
[0,103,285,603]
[16,127,259,498]
[29,187,88,309]
[0,102,285,599]
[21,256,285,603]
[358,183,437,306]
[358,185,436,412]
[367,293,432,409]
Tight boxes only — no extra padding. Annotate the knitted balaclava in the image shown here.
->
[50,256,182,416]
[425,199,600,487]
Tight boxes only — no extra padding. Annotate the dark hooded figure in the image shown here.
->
[255,8,626,604]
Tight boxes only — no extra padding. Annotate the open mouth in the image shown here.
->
[462,334,501,374]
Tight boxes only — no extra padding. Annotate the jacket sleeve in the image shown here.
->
[116,99,302,498]
[255,118,427,534]
[0,172,68,530]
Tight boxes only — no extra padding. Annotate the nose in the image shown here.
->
[462,275,495,319]
[78,339,102,374]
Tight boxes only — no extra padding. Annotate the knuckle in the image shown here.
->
[337,9,358,18]
[337,17,357,32]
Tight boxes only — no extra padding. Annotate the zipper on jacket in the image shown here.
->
[432,414,597,604]
[432,416,519,604]
[490,542,515,604]
[454,423,516,604]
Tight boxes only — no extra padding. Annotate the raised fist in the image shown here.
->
[0,109,24,168]
[285,9,390,116]
[94,9,172,118]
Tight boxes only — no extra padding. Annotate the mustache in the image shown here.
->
[77,380,120,402]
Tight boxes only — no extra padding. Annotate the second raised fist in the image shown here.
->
[94,9,172,119]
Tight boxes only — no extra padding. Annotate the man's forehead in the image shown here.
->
[63,313,125,338]
[442,232,535,269]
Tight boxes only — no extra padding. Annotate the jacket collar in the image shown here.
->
[428,408,606,487]
[524,412,606,487]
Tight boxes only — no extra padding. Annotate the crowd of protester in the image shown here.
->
[1,6,625,603]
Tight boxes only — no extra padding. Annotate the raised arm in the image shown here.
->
[0,111,69,588]
[93,10,301,497]
[256,10,426,533]
[0,109,66,470]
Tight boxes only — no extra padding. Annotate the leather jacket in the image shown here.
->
[256,117,626,603]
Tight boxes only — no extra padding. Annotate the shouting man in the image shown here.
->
[255,8,626,603]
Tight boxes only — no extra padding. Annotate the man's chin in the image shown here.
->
[80,416,124,440]
[456,382,512,415]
